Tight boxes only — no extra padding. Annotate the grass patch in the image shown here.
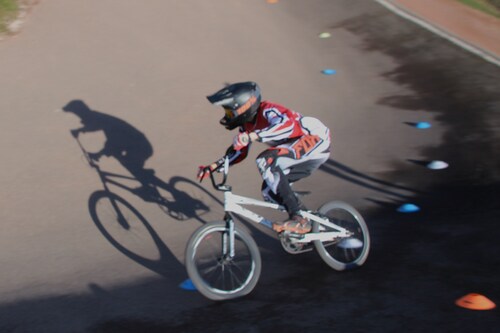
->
[0,0,18,33]
[457,0,500,18]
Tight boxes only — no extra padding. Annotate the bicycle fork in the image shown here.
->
[223,213,236,259]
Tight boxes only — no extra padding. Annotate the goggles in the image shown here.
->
[224,107,236,120]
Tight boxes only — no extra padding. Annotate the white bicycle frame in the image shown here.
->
[224,191,352,244]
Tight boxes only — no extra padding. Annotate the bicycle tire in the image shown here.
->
[313,201,370,271]
[185,221,261,301]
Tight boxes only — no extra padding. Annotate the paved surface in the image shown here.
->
[0,1,499,332]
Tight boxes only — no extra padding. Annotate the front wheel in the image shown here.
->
[185,221,262,301]
[313,201,370,271]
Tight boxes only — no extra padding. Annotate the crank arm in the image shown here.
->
[291,245,315,254]
[288,231,348,244]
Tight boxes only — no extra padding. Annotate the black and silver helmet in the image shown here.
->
[207,81,261,130]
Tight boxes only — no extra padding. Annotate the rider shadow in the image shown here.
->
[64,99,222,277]
[64,99,221,222]
[64,100,154,179]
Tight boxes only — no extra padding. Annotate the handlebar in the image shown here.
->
[207,156,232,192]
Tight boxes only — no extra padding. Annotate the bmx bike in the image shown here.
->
[185,156,370,300]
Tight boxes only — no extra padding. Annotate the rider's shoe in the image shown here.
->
[273,215,311,234]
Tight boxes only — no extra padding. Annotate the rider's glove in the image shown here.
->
[197,165,211,181]
[197,165,214,182]
[233,132,250,151]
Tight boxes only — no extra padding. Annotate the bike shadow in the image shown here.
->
[88,189,180,278]
[64,99,223,278]
[319,159,423,200]
[64,99,222,222]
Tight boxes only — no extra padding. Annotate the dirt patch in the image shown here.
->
[0,0,39,39]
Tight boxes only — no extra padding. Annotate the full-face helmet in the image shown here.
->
[207,81,261,130]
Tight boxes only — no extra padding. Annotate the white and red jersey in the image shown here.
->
[227,101,331,165]
[243,101,306,144]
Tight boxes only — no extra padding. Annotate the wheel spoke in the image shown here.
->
[186,222,261,299]
[314,201,370,270]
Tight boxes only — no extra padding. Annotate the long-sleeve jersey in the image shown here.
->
[245,101,306,143]
[226,101,329,165]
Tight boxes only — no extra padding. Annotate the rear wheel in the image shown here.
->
[313,201,370,270]
[185,221,261,300]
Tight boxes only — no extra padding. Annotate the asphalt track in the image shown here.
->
[0,1,499,332]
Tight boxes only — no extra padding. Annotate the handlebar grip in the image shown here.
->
[207,156,231,191]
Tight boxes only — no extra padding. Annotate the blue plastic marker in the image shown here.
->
[179,279,197,291]
[397,203,420,213]
[415,122,431,129]
[322,69,337,75]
